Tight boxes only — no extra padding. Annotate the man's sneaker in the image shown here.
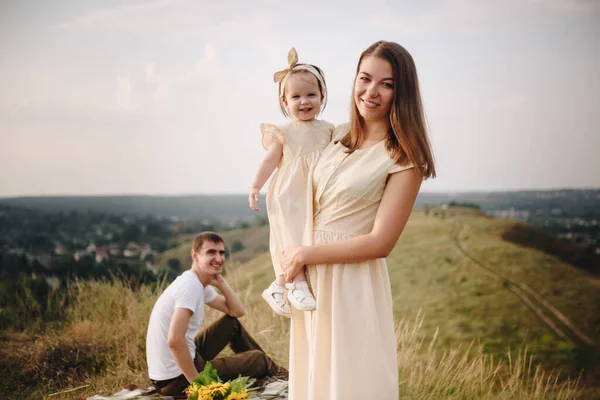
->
[262,282,291,318]
[285,281,316,311]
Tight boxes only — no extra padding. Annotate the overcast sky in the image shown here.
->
[0,0,598,196]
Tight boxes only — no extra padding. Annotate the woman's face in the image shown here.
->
[353,55,394,123]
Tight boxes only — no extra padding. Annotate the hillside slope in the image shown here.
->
[210,208,599,384]
[3,208,598,398]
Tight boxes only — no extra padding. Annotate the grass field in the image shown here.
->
[2,208,598,399]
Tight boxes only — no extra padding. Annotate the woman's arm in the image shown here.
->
[249,141,283,211]
[282,168,422,281]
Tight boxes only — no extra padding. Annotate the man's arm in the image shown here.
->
[206,275,245,318]
[167,307,199,383]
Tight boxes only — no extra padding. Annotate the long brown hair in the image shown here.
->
[341,41,436,179]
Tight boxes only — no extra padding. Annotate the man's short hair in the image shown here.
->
[192,231,225,252]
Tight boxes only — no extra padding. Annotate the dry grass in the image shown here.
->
[10,267,580,400]
[396,312,580,399]
[4,209,595,399]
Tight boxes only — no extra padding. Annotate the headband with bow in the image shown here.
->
[273,47,327,106]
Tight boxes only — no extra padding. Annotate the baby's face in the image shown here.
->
[284,72,322,122]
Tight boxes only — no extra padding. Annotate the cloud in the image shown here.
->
[115,77,133,110]
[53,0,265,40]
[491,93,532,112]
[145,63,156,83]
[152,83,171,109]
[529,0,600,13]
[366,8,438,37]
[196,44,217,75]
[364,0,513,37]
[12,98,30,115]
[55,0,184,33]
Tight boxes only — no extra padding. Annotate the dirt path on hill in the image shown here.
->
[451,217,599,350]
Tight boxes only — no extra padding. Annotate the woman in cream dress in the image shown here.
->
[281,41,436,400]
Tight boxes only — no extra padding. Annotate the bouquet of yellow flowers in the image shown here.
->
[186,362,255,400]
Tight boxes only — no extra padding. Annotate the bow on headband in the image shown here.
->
[273,47,299,83]
[272,47,327,105]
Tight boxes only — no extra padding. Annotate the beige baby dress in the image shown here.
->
[262,119,334,276]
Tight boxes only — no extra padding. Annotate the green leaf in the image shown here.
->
[229,376,249,392]
[192,361,222,386]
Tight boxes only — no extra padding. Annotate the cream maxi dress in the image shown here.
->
[261,119,334,277]
[288,123,414,400]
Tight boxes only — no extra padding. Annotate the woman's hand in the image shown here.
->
[281,246,307,282]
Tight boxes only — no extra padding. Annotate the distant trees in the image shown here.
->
[448,201,481,210]
[121,224,143,242]
[0,272,67,330]
[0,252,31,275]
[167,258,182,271]
[254,216,269,226]
[230,240,244,253]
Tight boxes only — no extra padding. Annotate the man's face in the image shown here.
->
[192,240,225,276]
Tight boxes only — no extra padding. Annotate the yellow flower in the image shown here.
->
[198,390,213,400]
[198,388,214,400]
[186,382,201,395]
[201,382,230,397]
[225,389,249,400]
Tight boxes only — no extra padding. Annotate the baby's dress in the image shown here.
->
[288,123,415,400]
[261,119,334,276]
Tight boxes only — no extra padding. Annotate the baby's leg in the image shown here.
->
[287,267,315,311]
[262,273,291,318]
[292,267,307,283]
[275,274,286,286]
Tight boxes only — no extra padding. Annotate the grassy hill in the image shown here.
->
[225,208,600,378]
[155,207,600,388]
[155,224,271,270]
[388,209,599,379]
[2,208,598,398]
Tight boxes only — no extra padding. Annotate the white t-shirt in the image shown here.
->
[146,270,218,380]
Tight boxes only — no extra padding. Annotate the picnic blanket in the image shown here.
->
[84,381,288,400]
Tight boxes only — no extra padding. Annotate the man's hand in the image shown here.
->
[209,273,225,289]
[206,275,246,318]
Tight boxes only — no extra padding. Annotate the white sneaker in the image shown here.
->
[262,282,291,318]
[286,281,316,311]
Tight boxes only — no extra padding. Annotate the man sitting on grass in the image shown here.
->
[146,231,286,396]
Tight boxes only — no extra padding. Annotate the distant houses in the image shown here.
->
[54,242,67,256]
[139,244,156,261]
[95,246,109,264]
[123,242,141,258]
[35,253,52,269]
[108,243,121,257]
[69,241,155,264]
[74,250,91,262]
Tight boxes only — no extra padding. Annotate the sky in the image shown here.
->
[0,0,598,196]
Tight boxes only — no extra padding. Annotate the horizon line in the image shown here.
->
[1,186,599,200]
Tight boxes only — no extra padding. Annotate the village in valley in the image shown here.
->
[1,189,599,287]
[0,205,234,287]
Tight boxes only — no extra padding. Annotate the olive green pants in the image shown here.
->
[153,315,283,396]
